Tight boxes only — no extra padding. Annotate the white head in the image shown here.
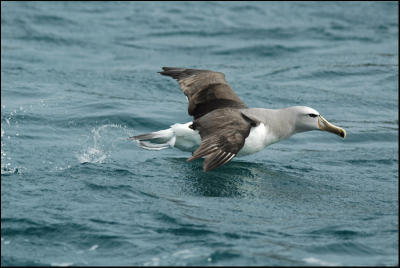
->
[289,106,346,138]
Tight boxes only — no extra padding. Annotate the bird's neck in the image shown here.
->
[265,108,297,142]
[242,107,298,143]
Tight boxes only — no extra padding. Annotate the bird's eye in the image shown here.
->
[308,114,318,118]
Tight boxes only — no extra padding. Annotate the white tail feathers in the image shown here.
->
[130,128,176,151]
[131,122,201,152]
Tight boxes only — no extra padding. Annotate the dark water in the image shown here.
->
[1,1,398,266]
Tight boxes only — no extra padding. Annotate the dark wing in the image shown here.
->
[159,67,247,119]
[188,108,254,171]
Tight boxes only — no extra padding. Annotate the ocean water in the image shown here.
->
[1,1,398,266]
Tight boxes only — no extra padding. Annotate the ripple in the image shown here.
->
[32,14,77,26]
[154,212,216,237]
[306,241,381,255]
[1,256,48,266]
[2,220,90,238]
[305,225,369,239]
[18,30,86,47]
[155,226,215,237]
[345,158,396,166]
[66,163,135,178]
[213,44,311,57]
[209,249,241,262]
[84,181,134,192]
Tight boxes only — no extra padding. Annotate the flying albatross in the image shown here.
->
[130,67,346,171]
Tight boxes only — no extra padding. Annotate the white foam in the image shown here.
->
[172,248,198,259]
[303,257,339,266]
[89,244,98,251]
[50,262,74,267]
[143,257,160,266]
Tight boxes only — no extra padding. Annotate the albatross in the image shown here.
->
[130,67,346,171]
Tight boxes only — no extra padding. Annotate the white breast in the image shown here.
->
[238,123,278,156]
[170,122,277,156]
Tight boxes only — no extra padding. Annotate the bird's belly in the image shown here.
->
[171,122,201,152]
[238,123,277,156]
[174,135,201,152]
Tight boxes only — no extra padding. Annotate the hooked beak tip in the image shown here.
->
[319,115,346,139]
[340,129,346,139]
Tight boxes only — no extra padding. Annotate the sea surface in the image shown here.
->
[1,1,398,266]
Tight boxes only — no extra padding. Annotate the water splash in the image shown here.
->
[77,124,134,164]
[1,105,20,175]
[78,147,107,164]
[77,126,109,164]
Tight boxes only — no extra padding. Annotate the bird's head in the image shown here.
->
[292,106,346,138]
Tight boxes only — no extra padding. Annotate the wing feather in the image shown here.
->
[156,67,260,171]
[159,67,247,118]
[203,151,236,172]
[186,108,255,171]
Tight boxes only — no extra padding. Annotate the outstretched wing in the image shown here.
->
[159,67,247,119]
[188,108,256,171]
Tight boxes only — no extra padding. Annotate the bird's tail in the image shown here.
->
[129,128,176,150]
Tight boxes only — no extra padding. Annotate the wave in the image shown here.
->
[343,132,397,144]
[17,26,86,47]
[305,241,381,255]
[212,44,311,57]
[1,256,48,267]
[2,217,132,248]
[2,218,90,237]
[0,112,164,130]
[146,27,299,40]
[305,225,369,239]
[31,14,77,27]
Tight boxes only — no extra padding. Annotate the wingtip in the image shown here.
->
[186,156,195,162]
[160,67,179,72]
[202,162,217,172]
[158,67,178,76]
[186,156,215,172]
[158,67,166,74]
[203,164,214,172]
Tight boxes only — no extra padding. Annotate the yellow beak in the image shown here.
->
[318,115,346,138]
